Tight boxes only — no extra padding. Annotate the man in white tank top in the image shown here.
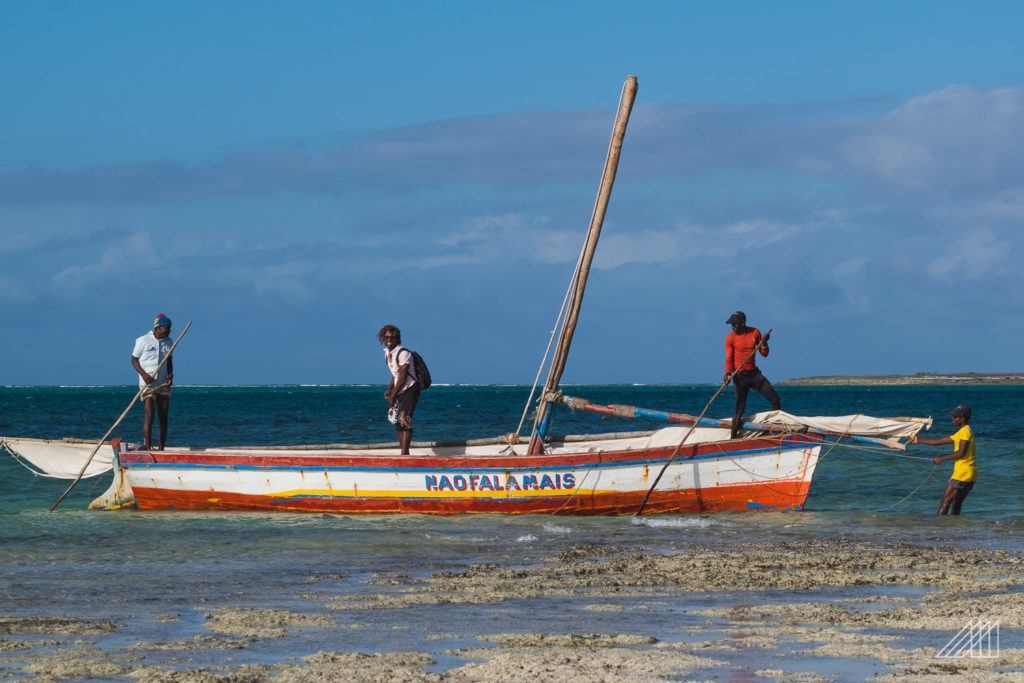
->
[378,324,420,455]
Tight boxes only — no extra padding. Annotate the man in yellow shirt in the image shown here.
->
[913,405,976,515]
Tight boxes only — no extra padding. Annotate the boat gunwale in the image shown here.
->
[118,433,822,471]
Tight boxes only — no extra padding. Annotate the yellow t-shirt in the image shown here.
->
[950,425,977,482]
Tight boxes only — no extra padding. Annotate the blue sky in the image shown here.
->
[2,1,1023,385]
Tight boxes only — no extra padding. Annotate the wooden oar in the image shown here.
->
[50,320,192,511]
[635,328,771,516]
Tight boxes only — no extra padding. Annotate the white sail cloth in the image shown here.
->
[1,437,114,479]
[749,411,931,440]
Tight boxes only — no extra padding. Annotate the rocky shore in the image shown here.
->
[2,539,1022,681]
[782,372,1024,386]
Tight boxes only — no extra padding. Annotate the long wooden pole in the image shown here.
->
[635,329,770,515]
[528,76,638,455]
[50,320,192,511]
[555,393,906,450]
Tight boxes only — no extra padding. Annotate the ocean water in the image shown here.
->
[2,384,1021,520]
[0,385,1021,678]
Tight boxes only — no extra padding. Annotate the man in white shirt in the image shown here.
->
[378,324,420,455]
[131,313,175,450]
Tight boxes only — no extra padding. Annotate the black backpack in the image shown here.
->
[406,349,432,390]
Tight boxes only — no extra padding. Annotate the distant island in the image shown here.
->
[781,372,1024,386]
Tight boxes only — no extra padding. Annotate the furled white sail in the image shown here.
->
[1,437,114,479]
[749,411,931,440]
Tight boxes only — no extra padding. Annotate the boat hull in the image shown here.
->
[119,433,821,514]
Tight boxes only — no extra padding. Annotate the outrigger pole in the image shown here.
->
[528,76,638,455]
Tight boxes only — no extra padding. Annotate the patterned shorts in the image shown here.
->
[391,385,420,431]
[140,383,172,400]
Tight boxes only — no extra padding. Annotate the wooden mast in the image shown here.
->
[528,76,638,455]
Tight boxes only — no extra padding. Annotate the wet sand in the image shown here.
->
[2,539,1022,681]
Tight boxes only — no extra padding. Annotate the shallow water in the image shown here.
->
[1,385,1021,679]
[3,384,1021,518]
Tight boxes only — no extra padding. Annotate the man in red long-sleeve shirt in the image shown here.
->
[724,311,781,439]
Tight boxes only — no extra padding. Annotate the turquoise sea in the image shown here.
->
[1,385,1021,679]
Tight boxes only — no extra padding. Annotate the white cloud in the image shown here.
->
[53,230,158,282]
[926,227,1008,280]
[4,85,1024,383]
[596,230,679,268]
[839,85,1024,194]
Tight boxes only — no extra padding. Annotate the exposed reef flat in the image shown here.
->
[2,540,1022,681]
[782,372,1024,386]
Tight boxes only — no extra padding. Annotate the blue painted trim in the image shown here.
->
[121,443,812,474]
[634,407,722,428]
[535,407,554,440]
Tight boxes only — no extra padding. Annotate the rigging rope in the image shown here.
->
[634,332,772,515]
[870,465,938,513]
[704,416,940,510]
[514,258,581,438]
[707,417,856,499]
[548,452,602,515]
[515,78,634,446]
[1,441,49,478]
[826,443,933,459]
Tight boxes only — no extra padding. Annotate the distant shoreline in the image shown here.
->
[4,375,1024,388]
[781,372,1024,386]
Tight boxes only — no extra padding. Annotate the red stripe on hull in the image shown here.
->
[121,434,820,470]
[130,479,812,515]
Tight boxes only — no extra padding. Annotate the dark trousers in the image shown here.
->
[732,370,781,438]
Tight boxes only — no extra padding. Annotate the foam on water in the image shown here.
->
[631,516,719,529]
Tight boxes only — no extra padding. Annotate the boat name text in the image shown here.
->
[424,473,576,492]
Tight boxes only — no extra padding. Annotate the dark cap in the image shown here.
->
[726,311,746,325]
[950,404,972,420]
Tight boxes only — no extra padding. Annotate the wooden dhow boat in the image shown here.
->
[2,76,931,514]
[3,410,928,514]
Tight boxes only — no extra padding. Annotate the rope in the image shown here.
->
[548,453,602,515]
[1,441,50,478]
[707,415,940,510]
[701,417,854,499]
[635,330,772,515]
[517,78,634,445]
[610,404,636,418]
[870,465,938,513]
[514,253,584,439]
[816,441,932,459]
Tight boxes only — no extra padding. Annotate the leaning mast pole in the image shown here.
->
[528,76,638,455]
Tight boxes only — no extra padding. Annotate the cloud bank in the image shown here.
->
[1,85,1022,383]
